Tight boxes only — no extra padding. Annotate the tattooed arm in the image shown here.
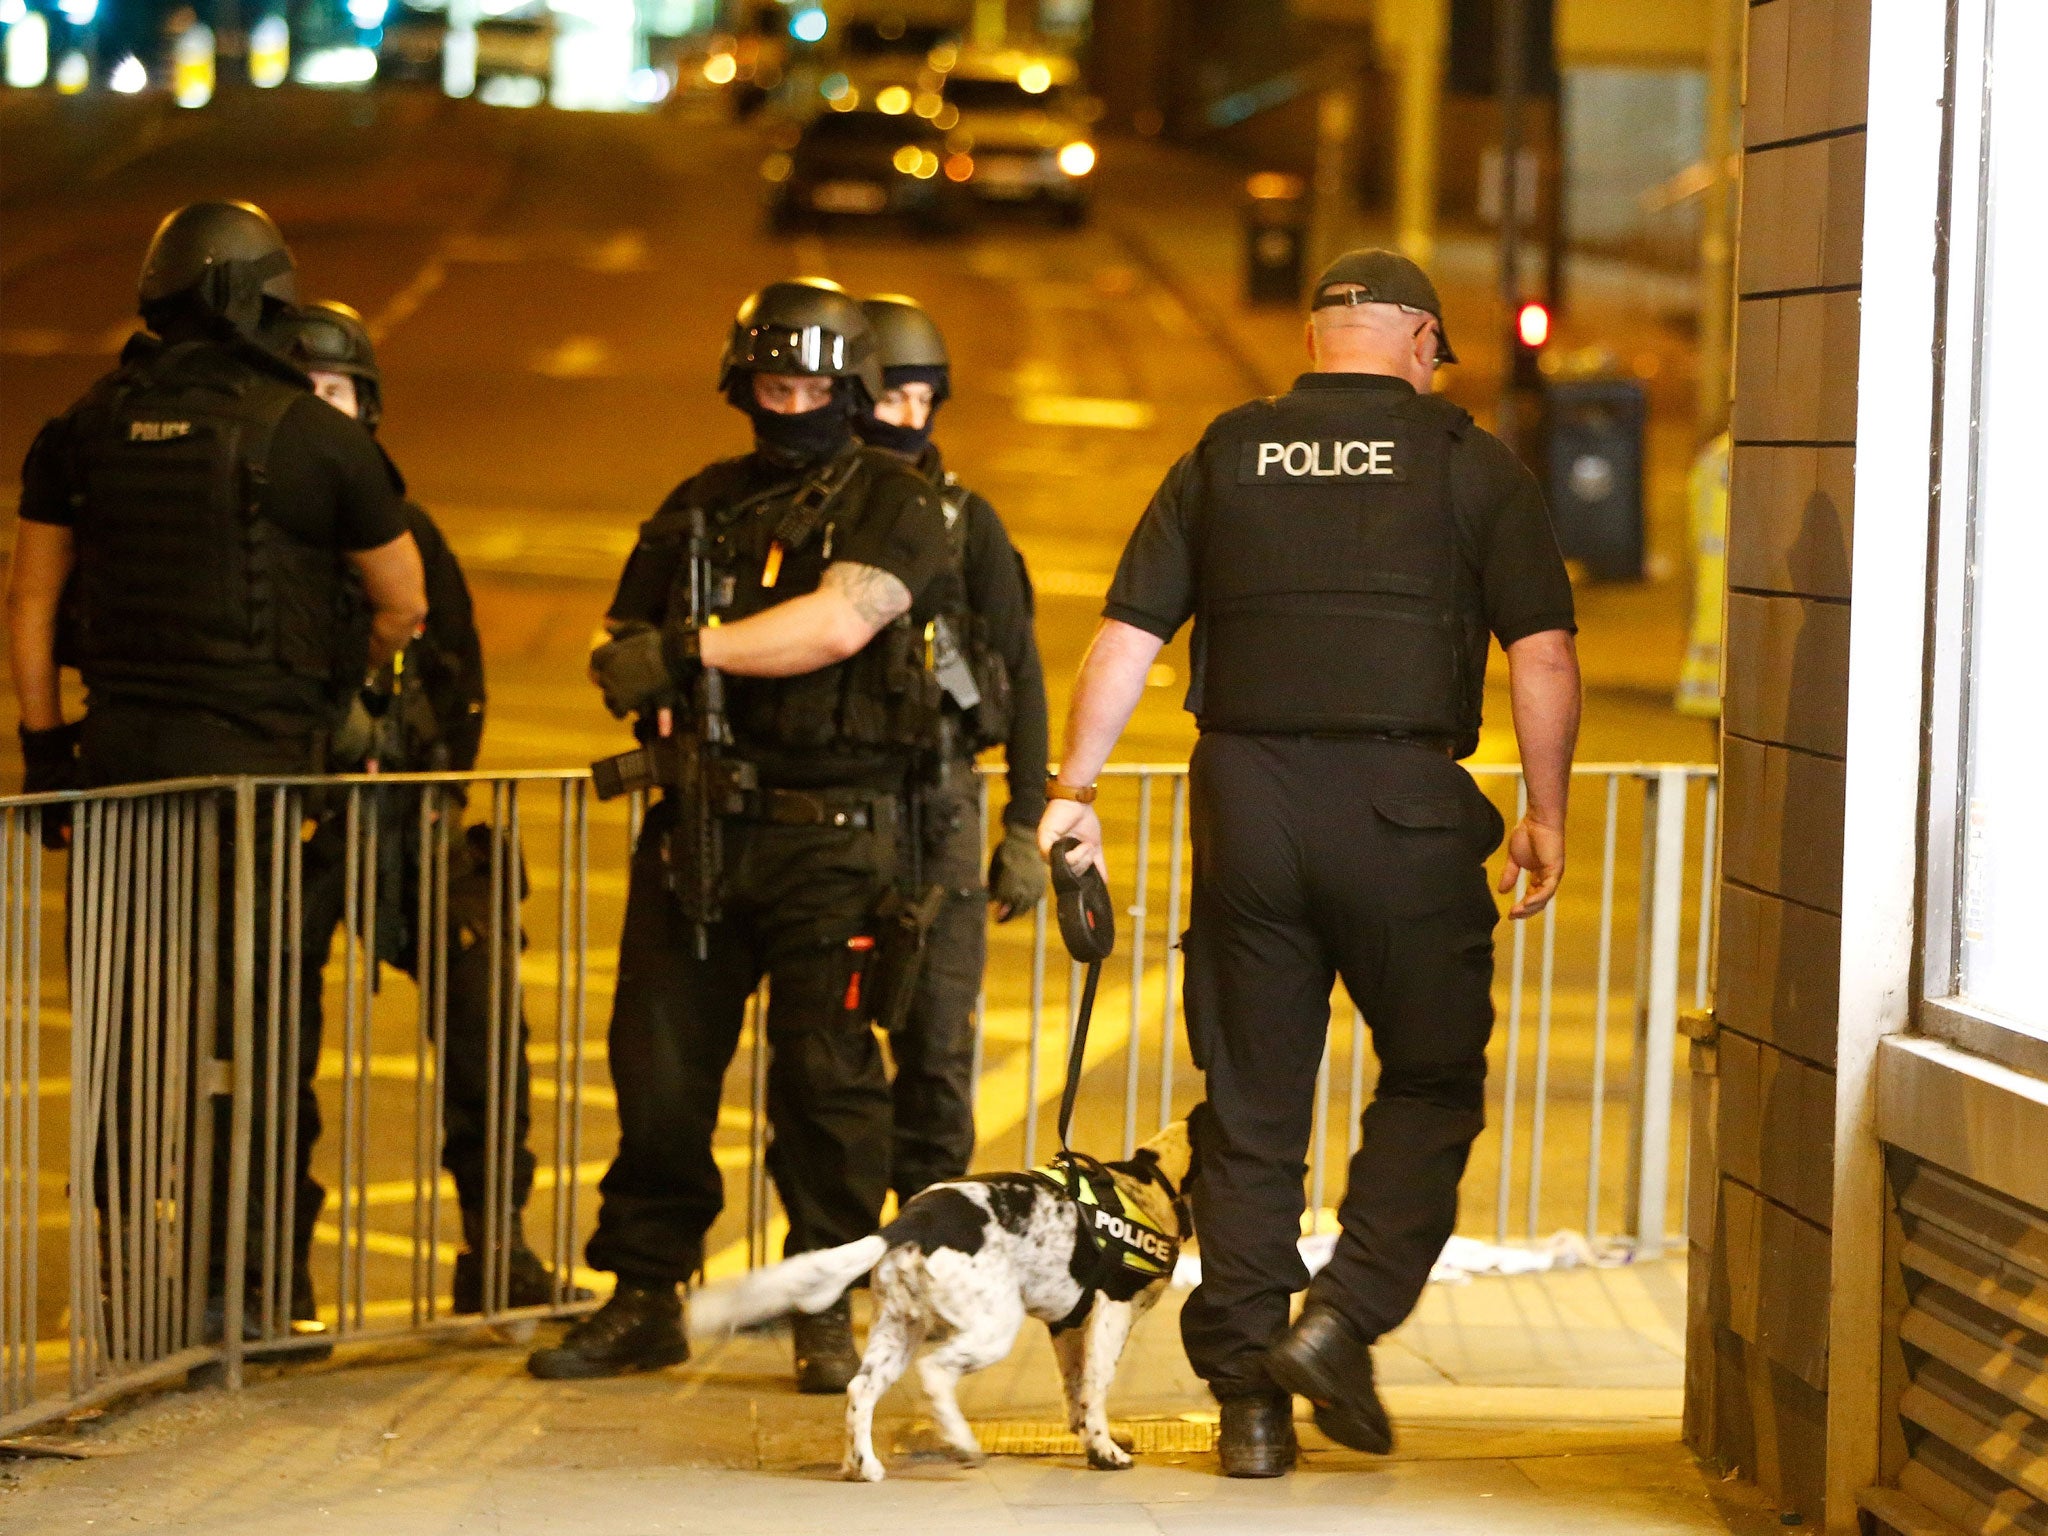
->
[695,561,912,678]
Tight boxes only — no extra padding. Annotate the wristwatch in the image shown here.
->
[1045,777,1097,805]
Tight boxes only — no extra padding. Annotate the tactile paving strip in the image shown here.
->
[964,1419,1220,1456]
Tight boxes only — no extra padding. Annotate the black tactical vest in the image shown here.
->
[936,476,1013,756]
[66,341,356,719]
[1188,384,1488,753]
[660,446,946,769]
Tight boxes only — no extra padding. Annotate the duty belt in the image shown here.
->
[743,786,890,830]
[1308,729,1459,758]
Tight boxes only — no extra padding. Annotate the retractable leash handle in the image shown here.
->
[1050,837,1116,1149]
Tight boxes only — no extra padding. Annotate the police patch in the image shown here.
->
[1238,437,1404,484]
[127,420,192,443]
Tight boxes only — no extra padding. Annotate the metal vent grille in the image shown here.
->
[961,1419,1220,1456]
[1875,1155,2048,1536]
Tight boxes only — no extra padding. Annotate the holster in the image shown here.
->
[865,881,949,1034]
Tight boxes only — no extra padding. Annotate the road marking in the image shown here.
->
[369,257,447,345]
[530,336,616,379]
[1016,395,1156,430]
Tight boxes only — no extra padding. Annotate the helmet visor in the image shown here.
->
[729,321,853,377]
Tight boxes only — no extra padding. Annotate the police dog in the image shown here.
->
[689,1121,1192,1482]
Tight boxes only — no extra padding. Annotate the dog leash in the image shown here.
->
[1050,836,1116,1149]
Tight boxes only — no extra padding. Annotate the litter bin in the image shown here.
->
[1243,172,1308,306]
[1542,377,1646,582]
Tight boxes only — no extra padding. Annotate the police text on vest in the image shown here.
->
[128,421,192,442]
[1238,439,1404,483]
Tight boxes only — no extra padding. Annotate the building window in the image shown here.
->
[1926,0,2048,1042]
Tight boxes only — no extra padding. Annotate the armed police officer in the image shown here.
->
[5,202,428,1336]
[271,300,580,1316]
[854,294,1048,1201]
[528,279,955,1392]
[1039,250,1580,1476]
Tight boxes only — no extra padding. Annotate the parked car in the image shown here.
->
[763,107,966,234]
[938,47,1098,225]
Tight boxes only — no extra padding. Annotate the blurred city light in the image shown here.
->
[172,21,216,108]
[4,10,47,89]
[345,0,389,29]
[702,51,735,84]
[551,0,636,111]
[626,67,669,104]
[788,7,825,43]
[819,70,847,99]
[913,90,942,118]
[943,152,973,182]
[875,84,911,115]
[0,0,26,26]
[479,73,543,106]
[55,0,96,27]
[1518,300,1552,348]
[1056,140,1096,177]
[295,44,377,85]
[1018,61,1051,94]
[248,15,289,88]
[54,48,87,91]
[107,52,146,92]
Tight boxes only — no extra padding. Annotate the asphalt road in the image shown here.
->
[1,87,1713,1342]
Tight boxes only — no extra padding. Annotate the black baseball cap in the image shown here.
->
[1310,248,1457,365]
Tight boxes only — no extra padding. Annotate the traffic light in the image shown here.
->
[1512,300,1550,389]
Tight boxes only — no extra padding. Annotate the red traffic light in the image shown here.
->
[1516,301,1551,350]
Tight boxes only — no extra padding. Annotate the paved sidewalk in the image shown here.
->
[0,1263,1779,1534]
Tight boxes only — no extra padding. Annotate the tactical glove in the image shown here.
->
[19,722,82,850]
[987,821,1048,921]
[589,625,674,720]
[330,693,376,768]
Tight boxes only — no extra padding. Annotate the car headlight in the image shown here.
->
[1057,140,1096,177]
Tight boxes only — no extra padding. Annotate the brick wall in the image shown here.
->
[1685,0,1871,1518]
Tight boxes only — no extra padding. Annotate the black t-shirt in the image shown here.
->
[608,448,950,628]
[19,359,407,553]
[17,335,409,736]
[922,447,1049,830]
[1105,371,1576,654]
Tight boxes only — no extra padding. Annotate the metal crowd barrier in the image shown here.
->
[0,759,1715,1437]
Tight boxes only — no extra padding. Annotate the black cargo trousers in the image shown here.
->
[584,788,901,1284]
[887,768,986,1200]
[1177,733,1506,1399]
[297,807,537,1234]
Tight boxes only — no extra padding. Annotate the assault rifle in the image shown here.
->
[590,506,757,957]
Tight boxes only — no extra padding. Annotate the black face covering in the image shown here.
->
[856,413,930,458]
[730,379,856,465]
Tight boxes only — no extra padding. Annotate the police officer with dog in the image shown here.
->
[5,201,428,1337]
[854,293,1049,1202]
[271,299,582,1316]
[527,278,955,1393]
[1039,250,1581,1476]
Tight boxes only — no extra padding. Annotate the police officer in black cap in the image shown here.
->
[271,300,583,1316]
[1039,249,1580,1475]
[6,203,428,1340]
[855,293,1049,1200]
[528,278,954,1391]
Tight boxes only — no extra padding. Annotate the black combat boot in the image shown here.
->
[792,1295,859,1394]
[1263,1303,1394,1455]
[452,1211,595,1314]
[526,1280,688,1380]
[1217,1392,1298,1477]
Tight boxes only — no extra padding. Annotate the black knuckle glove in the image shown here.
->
[988,823,1048,920]
[590,626,674,720]
[19,721,82,795]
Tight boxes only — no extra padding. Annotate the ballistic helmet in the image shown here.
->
[137,201,298,337]
[273,301,383,430]
[1310,247,1457,365]
[719,278,884,407]
[861,294,951,404]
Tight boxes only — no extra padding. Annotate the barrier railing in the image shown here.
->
[0,758,1715,1437]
